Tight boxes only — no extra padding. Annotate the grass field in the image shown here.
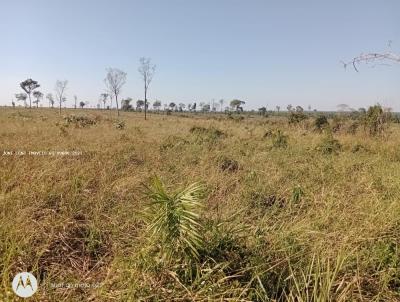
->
[1,108,399,301]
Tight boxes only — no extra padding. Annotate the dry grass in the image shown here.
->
[0,108,399,301]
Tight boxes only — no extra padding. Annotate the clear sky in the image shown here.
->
[0,0,399,111]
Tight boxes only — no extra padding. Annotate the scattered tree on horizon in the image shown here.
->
[105,68,126,117]
[276,105,281,112]
[79,101,85,108]
[15,93,28,107]
[138,57,156,120]
[46,93,54,108]
[100,93,108,109]
[55,80,68,115]
[136,99,145,111]
[153,100,161,111]
[230,99,245,112]
[20,79,40,109]
[32,91,43,108]
[74,95,78,109]
[121,98,133,111]
[219,99,224,112]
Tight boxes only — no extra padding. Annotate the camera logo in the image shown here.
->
[12,272,38,298]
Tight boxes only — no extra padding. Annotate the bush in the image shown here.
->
[314,115,329,132]
[363,105,391,136]
[271,130,288,148]
[316,133,342,154]
[64,115,98,128]
[190,126,226,144]
[288,111,307,125]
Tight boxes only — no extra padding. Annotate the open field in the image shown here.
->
[1,108,400,301]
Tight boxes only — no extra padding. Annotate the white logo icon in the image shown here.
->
[12,272,38,298]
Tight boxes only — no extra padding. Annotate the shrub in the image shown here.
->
[314,115,329,132]
[190,126,226,144]
[316,132,342,154]
[363,104,391,136]
[64,115,98,128]
[271,130,288,148]
[288,111,307,125]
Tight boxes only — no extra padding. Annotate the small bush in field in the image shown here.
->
[271,130,288,148]
[316,132,342,154]
[314,115,329,132]
[288,111,307,125]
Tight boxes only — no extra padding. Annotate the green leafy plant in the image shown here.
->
[143,177,205,264]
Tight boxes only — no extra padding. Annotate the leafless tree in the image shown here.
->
[138,57,156,120]
[74,95,78,109]
[100,93,109,109]
[55,80,68,115]
[46,93,54,108]
[342,42,400,72]
[104,68,126,116]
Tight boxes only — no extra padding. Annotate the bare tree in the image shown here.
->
[55,80,68,115]
[342,42,400,72]
[46,93,54,108]
[104,68,126,116]
[74,95,78,109]
[100,93,108,109]
[20,79,40,108]
[138,57,156,120]
[219,99,224,112]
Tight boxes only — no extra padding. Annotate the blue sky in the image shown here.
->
[0,0,399,110]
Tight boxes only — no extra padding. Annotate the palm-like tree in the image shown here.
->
[143,178,204,263]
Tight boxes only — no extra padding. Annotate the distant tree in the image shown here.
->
[46,93,54,108]
[219,99,224,112]
[337,104,350,112]
[121,98,133,111]
[258,107,267,116]
[138,57,156,120]
[287,104,293,112]
[79,101,85,108]
[11,99,15,107]
[55,80,68,115]
[308,105,312,111]
[136,99,145,111]
[105,68,127,116]
[178,103,185,112]
[32,91,43,108]
[202,104,210,112]
[276,105,281,113]
[169,102,176,110]
[100,93,108,109]
[295,106,304,112]
[15,93,28,107]
[74,95,78,109]
[190,102,197,112]
[153,100,161,111]
[20,79,40,108]
[230,99,245,112]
